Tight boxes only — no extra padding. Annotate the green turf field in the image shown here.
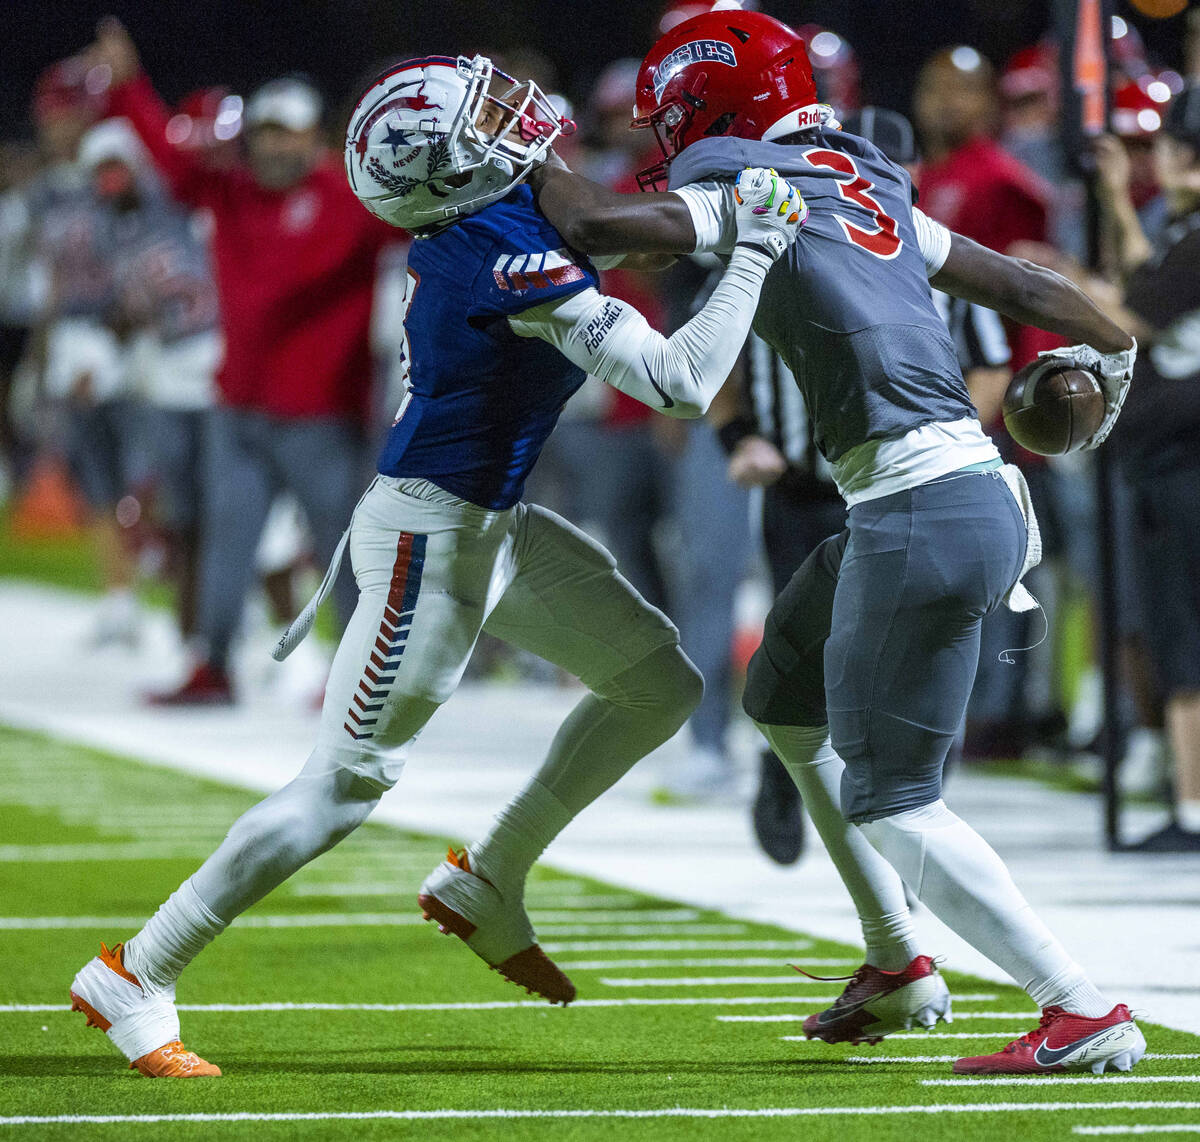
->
[0,725,1196,1141]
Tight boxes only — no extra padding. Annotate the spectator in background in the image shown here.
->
[532,58,676,615]
[1090,85,1200,851]
[916,45,1052,366]
[0,141,41,487]
[80,118,221,643]
[657,255,751,800]
[915,45,1067,761]
[87,19,399,704]
[25,58,146,646]
[1110,79,1173,250]
[999,42,1087,261]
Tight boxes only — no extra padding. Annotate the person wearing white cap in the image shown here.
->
[240,77,325,190]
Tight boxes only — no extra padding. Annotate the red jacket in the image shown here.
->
[109,74,398,420]
[919,135,1056,370]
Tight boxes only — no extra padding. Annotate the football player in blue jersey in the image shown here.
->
[66,52,805,1076]
[532,10,1145,1076]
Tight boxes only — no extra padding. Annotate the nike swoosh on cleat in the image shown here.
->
[1032,1025,1124,1067]
[817,996,873,1025]
[641,355,674,409]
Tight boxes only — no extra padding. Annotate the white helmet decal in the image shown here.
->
[346,55,573,235]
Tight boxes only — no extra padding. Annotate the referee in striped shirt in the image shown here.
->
[709,107,1012,864]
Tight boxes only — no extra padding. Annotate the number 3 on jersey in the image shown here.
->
[803,149,902,260]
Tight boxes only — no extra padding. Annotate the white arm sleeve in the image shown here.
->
[508,246,772,419]
[674,181,737,255]
[912,207,952,276]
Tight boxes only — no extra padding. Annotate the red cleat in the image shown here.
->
[147,662,233,707]
[801,955,952,1044]
[953,1004,1146,1074]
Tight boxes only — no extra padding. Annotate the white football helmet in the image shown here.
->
[346,54,573,235]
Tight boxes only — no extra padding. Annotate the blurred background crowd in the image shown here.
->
[3,0,1199,855]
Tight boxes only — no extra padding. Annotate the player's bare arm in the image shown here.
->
[931,232,1133,355]
[514,168,805,419]
[532,157,698,256]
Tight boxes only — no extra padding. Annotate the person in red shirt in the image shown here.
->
[916,45,1054,368]
[913,44,1069,761]
[88,19,398,703]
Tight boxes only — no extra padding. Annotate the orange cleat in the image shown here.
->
[418,848,576,1006]
[70,942,221,1077]
[131,1040,222,1078]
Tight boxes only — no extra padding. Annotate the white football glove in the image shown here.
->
[733,167,807,264]
[1034,338,1136,450]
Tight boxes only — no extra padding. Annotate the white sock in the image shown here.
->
[124,878,226,994]
[758,723,920,972]
[858,801,1111,1017]
[469,645,700,894]
[469,779,572,895]
[1178,799,1200,833]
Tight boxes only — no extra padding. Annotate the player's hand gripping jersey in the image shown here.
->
[669,131,1003,504]
[377,173,804,510]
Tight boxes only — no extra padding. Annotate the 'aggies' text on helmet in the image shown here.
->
[633,10,827,189]
[346,54,574,235]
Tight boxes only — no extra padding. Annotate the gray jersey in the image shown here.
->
[99,188,219,346]
[26,163,114,321]
[668,131,977,464]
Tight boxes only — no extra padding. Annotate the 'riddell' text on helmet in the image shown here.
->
[633,10,822,189]
[346,54,573,235]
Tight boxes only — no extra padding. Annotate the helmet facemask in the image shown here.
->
[346,54,574,235]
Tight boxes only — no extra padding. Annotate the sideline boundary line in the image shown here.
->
[4,1103,1200,1125]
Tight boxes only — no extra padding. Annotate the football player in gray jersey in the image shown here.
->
[533,10,1145,1075]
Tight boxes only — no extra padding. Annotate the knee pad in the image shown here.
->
[743,531,846,726]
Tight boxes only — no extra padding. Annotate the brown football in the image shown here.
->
[1002,362,1105,455]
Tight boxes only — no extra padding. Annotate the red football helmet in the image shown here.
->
[1001,43,1059,103]
[633,10,819,189]
[1112,79,1166,138]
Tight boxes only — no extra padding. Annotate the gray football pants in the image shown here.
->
[744,469,1027,821]
[196,407,366,669]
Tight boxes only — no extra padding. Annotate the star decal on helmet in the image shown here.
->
[381,124,415,154]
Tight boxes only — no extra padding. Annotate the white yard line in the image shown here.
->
[542,939,811,953]
[0,916,752,935]
[823,1032,1028,1040]
[728,1011,1037,1026]
[601,975,825,988]
[4,1103,1200,1125]
[599,976,1001,994]
[1073,1128,1200,1136]
[845,1054,1198,1064]
[925,1076,1200,1087]
[526,910,700,924]
[0,913,428,929]
[0,842,224,862]
[291,884,640,908]
[538,924,748,935]
[1,996,846,1014]
[558,957,856,970]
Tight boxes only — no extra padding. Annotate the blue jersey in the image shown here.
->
[377,185,599,509]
